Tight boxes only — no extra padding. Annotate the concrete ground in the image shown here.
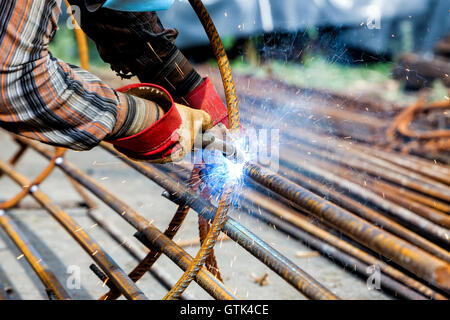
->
[0,131,391,300]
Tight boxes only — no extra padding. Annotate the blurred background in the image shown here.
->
[1,0,449,301]
[53,0,450,103]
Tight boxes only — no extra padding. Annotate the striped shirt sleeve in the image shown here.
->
[0,0,161,150]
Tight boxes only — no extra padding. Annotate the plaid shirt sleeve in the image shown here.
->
[0,0,158,150]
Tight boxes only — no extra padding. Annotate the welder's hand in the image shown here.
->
[108,84,212,164]
[183,77,229,128]
[169,103,213,163]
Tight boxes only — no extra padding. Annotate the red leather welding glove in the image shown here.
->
[108,83,213,163]
[183,77,229,128]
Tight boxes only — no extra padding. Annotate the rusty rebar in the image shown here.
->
[282,143,450,232]
[279,145,450,245]
[238,189,446,300]
[16,137,239,300]
[275,165,450,264]
[237,196,433,300]
[86,209,195,300]
[0,160,148,300]
[97,142,339,300]
[0,210,71,300]
[101,204,191,300]
[351,144,450,186]
[243,162,450,291]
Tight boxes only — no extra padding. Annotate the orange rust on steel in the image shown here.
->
[164,0,236,299]
[173,156,446,299]
[163,165,228,300]
[0,160,148,300]
[197,177,224,282]
[16,137,239,300]
[287,143,450,212]
[276,165,450,264]
[163,182,233,300]
[240,98,388,146]
[280,146,450,246]
[352,144,450,186]
[351,175,450,228]
[12,200,87,210]
[12,138,337,300]
[276,126,450,207]
[188,0,239,131]
[102,165,222,300]
[243,162,450,291]
[330,145,450,201]
[378,184,450,214]
[0,210,71,300]
[177,234,231,248]
[87,209,195,300]
[99,143,338,300]
[202,69,401,116]
[396,100,450,140]
[101,167,203,300]
[241,102,386,145]
[101,204,191,300]
[130,167,201,280]
[386,97,426,142]
[232,75,391,129]
[286,143,450,230]
[279,128,450,202]
[239,189,447,300]
[198,215,223,281]
[0,146,65,210]
[239,202,429,300]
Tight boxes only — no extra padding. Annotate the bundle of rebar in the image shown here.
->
[1,0,449,297]
[200,72,450,299]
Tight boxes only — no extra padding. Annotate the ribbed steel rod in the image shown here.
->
[318,143,450,202]
[0,210,71,300]
[352,144,450,185]
[279,146,450,246]
[86,209,195,300]
[275,126,450,213]
[15,137,239,300]
[98,142,339,300]
[277,124,450,202]
[238,189,446,300]
[245,107,450,194]
[283,143,450,231]
[237,197,430,300]
[163,182,233,300]
[166,164,445,299]
[276,165,450,264]
[0,141,27,180]
[243,162,450,291]
[101,204,191,300]
[0,160,148,300]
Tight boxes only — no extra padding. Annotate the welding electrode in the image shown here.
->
[201,131,245,162]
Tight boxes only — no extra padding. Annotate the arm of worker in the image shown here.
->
[0,0,211,163]
[68,0,229,128]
